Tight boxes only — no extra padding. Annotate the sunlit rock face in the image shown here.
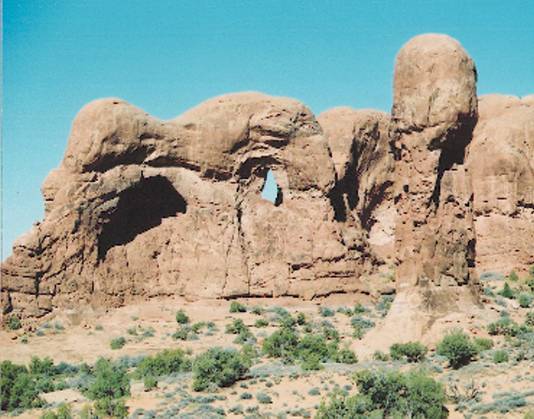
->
[3,33,533,325]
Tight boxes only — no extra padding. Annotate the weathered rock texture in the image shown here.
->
[2,93,379,320]
[2,33,533,324]
[391,34,479,306]
[467,94,534,276]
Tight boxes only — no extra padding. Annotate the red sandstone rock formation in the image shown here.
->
[2,33,533,325]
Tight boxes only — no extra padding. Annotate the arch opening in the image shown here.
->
[98,175,187,260]
[261,169,283,206]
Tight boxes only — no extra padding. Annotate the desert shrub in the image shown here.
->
[296,312,307,325]
[351,316,375,339]
[0,361,43,412]
[254,318,269,328]
[499,282,515,299]
[192,348,250,391]
[225,319,254,344]
[94,398,128,418]
[175,309,189,324]
[319,307,335,317]
[229,301,247,313]
[225,319,247,334]
[251,306,264,315]
[334,348,358,364]
[473,337,494,351]
[85,358,130,401]
[262,326,299,362]
[143,376,157,391]
[317,370,446,419]
[389,341,428,362]
[437,330,479,368]
[110,336,126,350]
[172,325,196,341]
[526,312,534,326]
[518,293,533,308]
[191,322,206,333]
[136,348,191,378]
[487,317,521,336]
[256,392,272,404]
[376,295,394,316]
[7,315,22,330]
[493,350,509,363]
[353,303,367,314]
[40,403,72,419]
[509,271,519,282]
[372,350,389,361]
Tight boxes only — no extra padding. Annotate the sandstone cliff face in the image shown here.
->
[2,93,377,319]
[391,34,478,303]
[2,33,533,324]
[467,95,534,276]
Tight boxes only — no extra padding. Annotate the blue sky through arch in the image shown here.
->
[261,170,278,204]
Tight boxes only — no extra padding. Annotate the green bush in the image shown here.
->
[7,315,22,330]
[493,350,509,364]
[254,318,269,328]
[136,348,191,378]
[319,307,335,317]
[192,348,250,391]
[351,316,375,339]
[487,317,521,336]
[256,392,272,404]
[526,312,534,326]
[509,271,519,282]
[40,403,72,419]
[229,301,247,313]
[110,336,126,350]
[262,326,299,362]
[389,341,427,362]
[499,282,515,299]
[296,312,307,325]
[317,370,447,419]
[172,325,196,341]
[175,309,189,324]
[334,348,358,364]
[94,397,128,418]
[518,293,533,308]
[143,376,157,391]
[372,351,389,361]
[0,361,43,412]
[473,337,494,351]
[85,358,130,401]
[225,319,247,334]
[437,330,478,369]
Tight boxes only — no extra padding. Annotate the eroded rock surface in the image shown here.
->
[467,94,534,276]
[3,33,533,325]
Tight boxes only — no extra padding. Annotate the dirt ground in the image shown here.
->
[1,278,534,418]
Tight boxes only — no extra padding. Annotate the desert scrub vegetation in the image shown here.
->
[518,292,533,308]
[492,349,509,363]
[1,360,44,412]
[110,336,126,350]
[225,318,255,344]
[473,337,494,351]
[175,309,189,324]
[7,314,22,330]
[316,369,447,419]
[135,348,191,378]
[229,301,247,313]
[40,403,72,419]
[84,358,130,418]
[262,322,357,370]
[437,330,479,368]
[487,316,525,337]
[351,315,375,339]
[191,347,251,391]
[389,341,428,362]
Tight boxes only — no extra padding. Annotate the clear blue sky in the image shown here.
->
[3,0,534,258]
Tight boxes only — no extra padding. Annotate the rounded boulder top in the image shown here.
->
[392,33,478,133]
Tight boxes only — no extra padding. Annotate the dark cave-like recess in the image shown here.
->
[98,175,187,260]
